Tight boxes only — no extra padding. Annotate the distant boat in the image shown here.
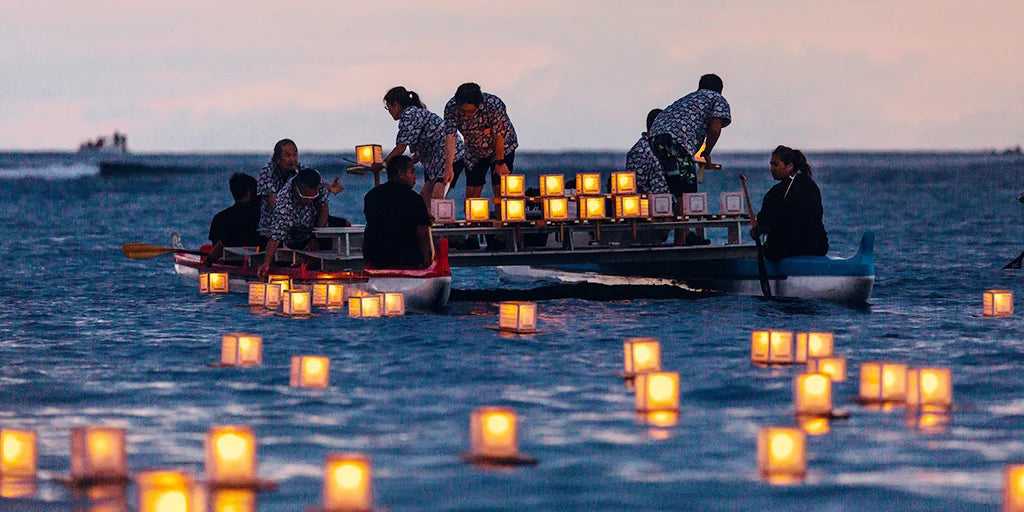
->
[78,132,128,154]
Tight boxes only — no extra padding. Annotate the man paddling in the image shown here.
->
[362,155,434,268]
[257,168,330,280]
[207,173,265,264]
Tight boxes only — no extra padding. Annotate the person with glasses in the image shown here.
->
[256,138,344,228]
[442,82,518,203]
[257,168,330,279]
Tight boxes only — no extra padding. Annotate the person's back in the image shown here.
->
[362,156,433,268]
[209,173,265,257]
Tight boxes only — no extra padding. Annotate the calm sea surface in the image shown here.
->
[2,150,1024,511]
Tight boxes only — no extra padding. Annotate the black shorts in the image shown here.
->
[460,152,516,188]
[666,175,697,197]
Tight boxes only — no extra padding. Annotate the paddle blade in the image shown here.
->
[121,242,181,259]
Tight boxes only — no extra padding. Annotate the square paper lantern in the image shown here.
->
[859,362,908,402]
[578,196,606,220]
[0,429,37,478]
[498,301,537,333]
[611,172,637,194]
[291,356,330,388]
[431,199,456,223]
[268,275,291,293]
[465,198,491,222]
[206,426,256,485]
[623,338,662,376]
[542,197,569,220]
[500,175,526,197]
[615,195,642,218]
[720,192,744,214]
[209,273,229,293]
[349,295,382,318]
[634,372,680,412]
[906,368,953,409]
[751,330,795,364]
[264,284,282,309]
[199,273,210,293]
[681,193,707,215]
[757,428,806,480]
[650,194,674,217]
[1005,465,1024,512]
[540,175,564,196]
[136,470,193,512]
[282,290,312,316]
[640,198,649,217]
[221,333,262,366]
[383,293,405,317]
[248,283,267,306]
[500,199,527,222]
[795,332,834,363]
[807,357,847,382]
[470,407,519,458]
[355,144,383,167]
[324,454,372,512]
[327,284,345,307]
[984,289,1013,317]
[71,427,127,482]
[311,283,328,307]
[575,173,602,195]
[794,373,833,416]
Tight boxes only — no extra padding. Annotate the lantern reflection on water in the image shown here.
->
[136,470,193,512]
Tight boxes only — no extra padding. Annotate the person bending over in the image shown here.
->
[207,172,266,264]
[442,82,518,202]
[257,168,330,279]
[256,138,345,227]
[750,146,829,261]
[362,155,434,269]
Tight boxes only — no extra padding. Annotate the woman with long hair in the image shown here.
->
[751,145,829,260]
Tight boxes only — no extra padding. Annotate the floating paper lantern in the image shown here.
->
[540,175,564,196]
[984,289,1013,317]
[611,172,637,194]
[209,273,229,293]
[264,284,282,309]
[291,356,330,388]
[615,195,642,218]
[71,427,128,482]
[500,199,526,222]
[794,373,833,416]
[465,198,490,222]
[807,357,847,382]
[795,332,834,363]
[248,283,267,306]
[348,295,382,318]
[623,338,661,377]
[312,283,328,307]
[268,275,291,293]
[578,196,606,220]
[0,429,37,478]
[221,333,262,366]
[199,273,210,293]
[206,426,256,485]
[650,194,674,217]
[720,192,744,214]
[859,362,908,403]
[757,427,806,481]
[282,290,312,316]
[136,470,193,512]
[906,368,953,409]
[634,372,680,412]
[324,454,372,512]
[681,193,707,215]
[498,301,537,333]
[1007,465,1024,512]
[210,489,255,512]
[470,407,519,458]
[751,330,795,364]
[383,292,405,317]
[799,416,830,436]
[500,175,526,197]
[575,173,601,195]
[431,199,456,223]
[326,284,345,308]
[542,197,568,220]
[355,144,383,167]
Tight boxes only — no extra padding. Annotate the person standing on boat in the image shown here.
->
[750,146,829,261]
[442,82,518,203]
[362,155,434,268]
[207,173,266,264]
[256,138,344,227]
[381,86,468,206]
[627,108,669,195]
[257,168,331,280]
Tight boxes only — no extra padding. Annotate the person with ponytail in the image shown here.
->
[750,145,829,260]
[383,86,467,205]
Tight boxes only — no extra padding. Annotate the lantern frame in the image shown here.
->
[542,197,569,221]
[649,194,674,217]
[575,173,602,195]
[610,172,637,194]
[621,338,662,377]
[464,198,491,222]
[500,199,527,222]
[720,192,745,214]
[248,283,267,306]
[539,175,565,196]
[500,175,526,197]
[614,195,643,218]
[69,427,128,484]
[634,372,680,412]
[984,289,1013,317]
[209,273,230,293]
[431,199,456,223]
[205,426,258,487]
[282,290,312,317]
[681,193,707,215]
[578,196,606,220]
[348,295,382,318]
[496,301,538,333]
[383,293,405,317]
[355,145,383,167]
[291,356,330,388]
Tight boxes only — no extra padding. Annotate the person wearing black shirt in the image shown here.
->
[208,173,265,264]
[751,145,829,261]
[362,155,434,268]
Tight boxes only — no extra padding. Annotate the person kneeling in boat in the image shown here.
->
[362,155,434,269]
[257,168,331,279]
[207,172,266,265]
[750,145,829,260]
[257,138,347,228]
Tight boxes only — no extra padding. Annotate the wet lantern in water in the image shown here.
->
[264,284,282,309]
[578,196,606,220]
[209,273,229,293]
[799,417,830,436]
[794,332,833,363]
[807,356,847,382]
[984,289,1013,317]
[500,199,526,222]
[622,338,662,377]
[136,470,194,512]
[71,426,128,483]
[500,175,526,197]
[383,292,405,317]
[751,330,795,364]
[498,301,537,333]
[610,172,637,194]
[465,198,491,222]
[1,429,37,478]
[757,427,806,482]
[291,356,330,388]
[542,197,569,220]
[206,426,257,486]
[282,290,312,316]
[539,175,564,196]
[349,295,382,318]
[614,195,642,218]
[312,283,329,307]
[906,368,953,409]
[355,145,383,167]
[1006,465,1024,512]
[634,372,680,412]
[220,333,262,366]
[326,284,345,308]
[859,362,908,403]
[247,283,266,306]
[323,454,373,512]
[794,373,833,416]
[469,407,520,459]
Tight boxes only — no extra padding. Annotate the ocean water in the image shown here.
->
[1,150,1024,511]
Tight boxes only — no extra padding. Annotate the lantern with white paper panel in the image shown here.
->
[0,429,37,478]
[794,332,833,363]
[542,197,568,220]
[500,175,525,197]
[221,333,262,366]
[205,426,256,486]
[859,362,908,403]
[264,283,282,309]
[282,290,312,316]
[757,427,806,481]
[465,198,490,222]
[431,199,456,223]
[575,173,602,195]
[500,199,526,222]
[720,192,744,214]
[623,338,661,377]
[650,194,674,217]
[326,284,345,307]
[470,407,520,459]
[383,293,405,317]
[634,372,680,412]
[985,289,1013,317]
[323,454,373,512]
[578,196,606,220]
[348,295,382,318]
[614,195,642,218]
[355,145,383,167]
[794,373,833,416]
[311,283,328,307]
[209,273,229,293]
[807,357,846,382]
[71,427,128,482]
[681,193,707,215]
[750,330,795,364]
[248,283,266,306]
[291,356,330,388]
[906,368,953,409]
[539,175,564,196]
[136,470,193,512]
[268,275,291,293]
[199,273,210,293]
[610,172,637,194]
[498,301,537,333]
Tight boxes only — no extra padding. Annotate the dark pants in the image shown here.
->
[650,134,698,196]
[457,151,516,187]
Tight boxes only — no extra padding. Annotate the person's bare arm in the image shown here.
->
[383,144,408,165]
[443,136,456,184]
[416,225,434,268]
[698,118,724,165]
[258,240,280,279]
[493,133,508,176]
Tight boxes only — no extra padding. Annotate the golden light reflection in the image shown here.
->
[210,489,255,512]
[799,417,830,436]
[136,470,193,512]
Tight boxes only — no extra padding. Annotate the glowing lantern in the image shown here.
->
[622,338,661,377]
[268,275,291,293]
[681,193,707,215]
[0,478,35,498]
[575,173,602,195]
[634,372,680,412]
[500,199,527,222]
[465,198,491,222]
[614,195,642,218]
[199,273,210,293]
[311,283,328,307]
[498,301,537,333]
[906,368,953,409]
[500,175,526,197]
[205,426,256,485]
[323,454,372,512]
[470,407,519,458]
[757,427,806,481]
[610,172,637,194]
[650,194,674,217]
[291,356,330,388]
[136,470,193,512]
[264,284,282,309]
[794,373,833,416]
[210,489,255,512]
[578,196,606,220]
[71,427,128,482]
[859,362,908,403]
[640,198,650,217]
[326,284,345,307]
[383,292,405,316]
[209,273,229,293]
[985,289,1013,317]
[720,192,744,214]
[431,199,456,223]
[355,144,383,167]
[807,357,847,382]
[0,429,37,478]
[282,290,312,316]
[643,410,679,428]
[1006,465,1024,512]
[750,330,795,364]
[542,197,569,220]
[220,333,262,366]
[799,417,830,436]
[248,283,266,306]
[540,175,564,196]
[348,295,382,318]
[795,332,834,363]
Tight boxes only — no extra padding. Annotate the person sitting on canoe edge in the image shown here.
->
[256,138,348,228]
[362,155,435,269]
[206,172,266,265]
[750,145,829,261]
[649,73,731,245]
[257,168,332,280]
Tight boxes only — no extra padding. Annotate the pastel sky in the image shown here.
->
[2,1,1022,152]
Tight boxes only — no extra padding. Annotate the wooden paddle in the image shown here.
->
[122,242,205,259]
[739,174,773,298]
